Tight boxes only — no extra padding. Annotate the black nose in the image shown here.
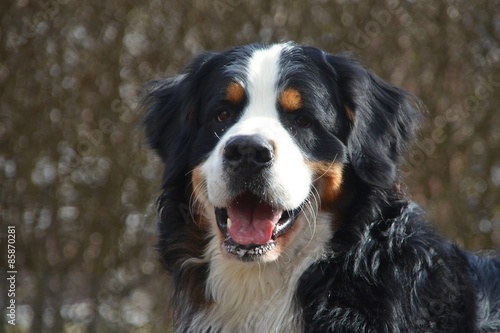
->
[223,135,274,172]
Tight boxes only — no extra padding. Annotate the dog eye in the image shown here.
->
[295,115,312,128]
[216,109,232,123]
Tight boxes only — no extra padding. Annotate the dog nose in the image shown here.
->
[223,135,274,172]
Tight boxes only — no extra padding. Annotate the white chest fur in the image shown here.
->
[179,212,332,333]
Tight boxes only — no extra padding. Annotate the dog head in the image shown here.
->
[143,43,419,264]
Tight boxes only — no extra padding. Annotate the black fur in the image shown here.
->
[142,43,500,332]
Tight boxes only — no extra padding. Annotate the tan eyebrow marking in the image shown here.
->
[224,82,245,104]
[280,88,303,112]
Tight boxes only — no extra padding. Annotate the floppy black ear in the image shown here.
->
[142,75,193,184]
[141,53,217,185]
[326,54,421,188]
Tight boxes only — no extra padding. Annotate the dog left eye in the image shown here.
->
[295,115,312,128]
[216,109,232,123]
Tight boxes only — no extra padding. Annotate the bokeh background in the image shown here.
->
[1,0,499,332]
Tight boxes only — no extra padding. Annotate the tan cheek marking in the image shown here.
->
[307,162,344,210]
[191,166,211,218]
[225,82,245,104]
[345,106,355,124]
[280,88,302,112]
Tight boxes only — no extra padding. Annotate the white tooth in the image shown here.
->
[227,218,232,229]
[237,248,247,257]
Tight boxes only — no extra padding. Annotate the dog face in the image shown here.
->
[143,43,418,264]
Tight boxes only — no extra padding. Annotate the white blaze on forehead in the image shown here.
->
[227,44,288,140]
[243,44,286,119]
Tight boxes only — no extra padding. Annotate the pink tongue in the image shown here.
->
[227,195,282,246]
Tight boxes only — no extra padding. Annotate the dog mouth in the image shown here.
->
[215,192,301,260]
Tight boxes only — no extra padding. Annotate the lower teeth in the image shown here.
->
[225,242,276,257]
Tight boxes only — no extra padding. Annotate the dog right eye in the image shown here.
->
[295,115,312,128]
[216,109,232,123]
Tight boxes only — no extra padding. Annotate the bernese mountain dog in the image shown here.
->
[142,42,500,333]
